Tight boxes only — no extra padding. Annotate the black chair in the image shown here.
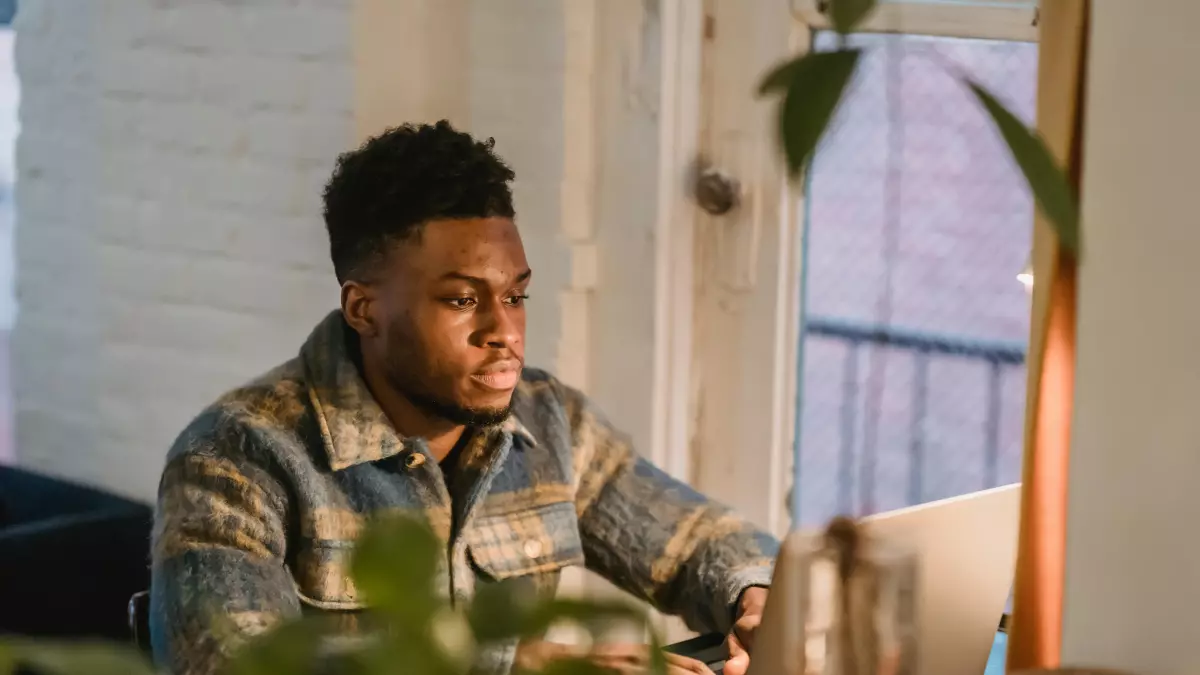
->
[0,466,153,641]
[128,590,151,653]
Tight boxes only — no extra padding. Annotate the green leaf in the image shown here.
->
[522,599,649,639]
[470,585,649,646]
[345,627,464,675]
[535,658,615,675]
[227,618,327,675]
[9,641,156,675]
[759,57,803,95]
[350,513,444,625]
[778,49,862,176]
[427,607,477,672]
[467,579,536,643]
[829,0,878,35]
[967,81,1081,255]
[647,629,669,675]
[0,642,15,675]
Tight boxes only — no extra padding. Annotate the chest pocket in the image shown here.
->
[465,501,586,596]
[291,541,368,612]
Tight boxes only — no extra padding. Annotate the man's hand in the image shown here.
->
[514,640,715,674]
[724,587,769,675]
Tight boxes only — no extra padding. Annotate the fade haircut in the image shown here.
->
[322,120,516,284]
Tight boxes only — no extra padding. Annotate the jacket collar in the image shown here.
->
[299,310,535,471]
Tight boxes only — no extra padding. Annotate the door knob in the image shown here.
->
[694,166,741,216]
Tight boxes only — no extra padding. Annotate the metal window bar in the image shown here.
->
[802,315,1025,520]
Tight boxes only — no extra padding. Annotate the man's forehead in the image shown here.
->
[423,216,520,242]
[394,217,528,282]
[435,268,533,287]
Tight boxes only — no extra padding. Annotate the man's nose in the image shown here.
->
[480,303,521,349]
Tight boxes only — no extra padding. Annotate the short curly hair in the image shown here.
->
[322,120,516,284]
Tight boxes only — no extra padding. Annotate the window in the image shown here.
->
[685,0,1039,535]
[793,27,1038,526]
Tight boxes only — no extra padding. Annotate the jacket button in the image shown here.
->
[523,538,544,559]
[404,453,426,469]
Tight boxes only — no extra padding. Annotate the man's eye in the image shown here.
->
[445,297,477,309]
[504,294,530,307]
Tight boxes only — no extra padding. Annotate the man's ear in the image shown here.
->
[340,281,379,338]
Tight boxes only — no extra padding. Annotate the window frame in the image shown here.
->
[792,0,1040,42]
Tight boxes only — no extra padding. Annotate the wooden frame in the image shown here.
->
[649,0,705,482]
[792,0,1040,42]
[687,0,803,538]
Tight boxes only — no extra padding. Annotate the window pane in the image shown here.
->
[792,31,1037,527]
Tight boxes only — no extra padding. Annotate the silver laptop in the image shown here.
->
[670,483,1022,675]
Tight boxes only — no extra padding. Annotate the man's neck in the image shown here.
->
[358,351,465,462]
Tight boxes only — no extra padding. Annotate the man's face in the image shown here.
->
[354,217,529,426]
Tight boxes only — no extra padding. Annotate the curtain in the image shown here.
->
[1006,1,1090,671]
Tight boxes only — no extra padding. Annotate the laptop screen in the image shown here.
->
[983,588,1014,674]
[983,628,1007,675]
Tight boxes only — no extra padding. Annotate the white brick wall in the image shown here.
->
[13,0,668,512]
[13,0,684,643]
[14,0,351,499]
[467,0,570,379]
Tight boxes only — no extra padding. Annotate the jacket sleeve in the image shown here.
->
[559,382,779,635]
[150,414,301,675]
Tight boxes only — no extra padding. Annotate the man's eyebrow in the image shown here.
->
[438,268,533,284]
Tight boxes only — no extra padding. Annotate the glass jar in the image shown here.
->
[758,518,919,675]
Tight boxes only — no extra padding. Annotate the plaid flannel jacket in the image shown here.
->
[150,310,778,675]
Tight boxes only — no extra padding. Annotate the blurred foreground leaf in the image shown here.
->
[968,81,1080,255]
[535,658,617,675]
[470,582,650,646]
[468,579,536,643]
[828,0,878,35]
[521,599,648,639]
[759,50,861,177]
[351,513,444,625]
[4,640,155,675]
[227,617,327,675]
[647,630,668,675]
[344,626,465,675]
[0,642,14,675]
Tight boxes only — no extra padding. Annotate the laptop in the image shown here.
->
[668,483,1022,675]
[666,623,1010,675]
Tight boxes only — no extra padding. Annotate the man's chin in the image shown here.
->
[445,403,512,428]
[409,391,512,427]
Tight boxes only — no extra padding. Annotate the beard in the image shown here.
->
[380,331,512,428]
[392,379,512,428]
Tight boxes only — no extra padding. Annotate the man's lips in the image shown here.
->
[470,360,522,391]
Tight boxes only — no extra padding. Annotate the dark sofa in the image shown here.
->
[0,466,153,641]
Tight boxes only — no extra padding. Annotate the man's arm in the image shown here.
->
[559,383,779,635]
[150,418,301,675]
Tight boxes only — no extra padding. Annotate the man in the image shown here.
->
[151,121,778,675]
